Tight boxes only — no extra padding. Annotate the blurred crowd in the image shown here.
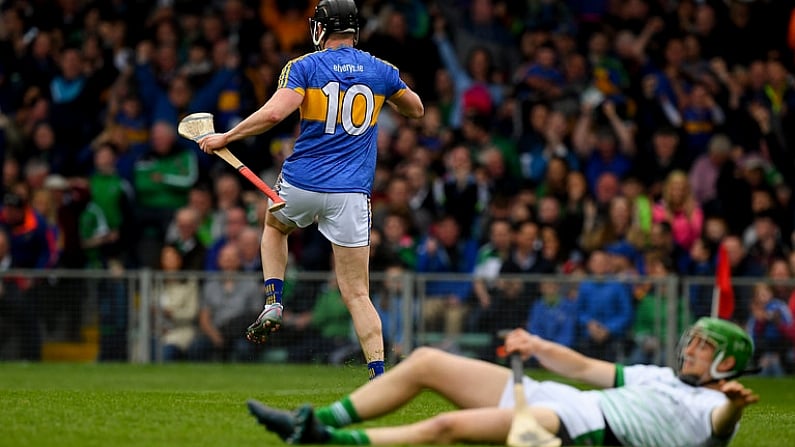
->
[1,0,795,373]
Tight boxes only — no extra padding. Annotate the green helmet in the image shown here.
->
[677,317,754,384]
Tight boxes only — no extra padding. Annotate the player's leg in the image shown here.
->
[249,180,327,343]
[269,405,516,445]
[315,346,511,428]
[260,213,294,285]
[320,192,385,379]
[332,243,385,379]
[303,404,560,445]
[363,407,515,445]
[249,398,564,446]
[246,214,293,343]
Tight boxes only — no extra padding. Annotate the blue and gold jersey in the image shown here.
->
[278,46,409,194]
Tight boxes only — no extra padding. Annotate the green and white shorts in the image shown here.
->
[499,377,608,445]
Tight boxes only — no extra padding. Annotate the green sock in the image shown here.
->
[316,396,361,428]
[328,428,370,445]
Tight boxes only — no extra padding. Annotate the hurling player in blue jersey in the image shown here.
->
[198,0,424,380]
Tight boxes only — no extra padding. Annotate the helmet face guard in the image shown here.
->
[676,317,754,385]
[309,0,359,50]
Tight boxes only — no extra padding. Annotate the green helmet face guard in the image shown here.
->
[676,317,754,385]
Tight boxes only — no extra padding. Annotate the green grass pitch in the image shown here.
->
[1,362,794,447]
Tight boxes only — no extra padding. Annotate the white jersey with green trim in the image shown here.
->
[597,364,735,447]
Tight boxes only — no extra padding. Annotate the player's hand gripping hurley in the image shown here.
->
[178,113,286,212]
[506,352,562,447]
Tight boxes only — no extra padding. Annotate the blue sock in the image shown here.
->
[367,360,384,380]
[264,278,283,305]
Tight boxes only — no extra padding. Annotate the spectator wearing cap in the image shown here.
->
[604,240,641,277]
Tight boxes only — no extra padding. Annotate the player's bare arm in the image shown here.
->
[504,328,616,388]
[388,88,424,119]
[198,89,303,153]
[711,380,760,437]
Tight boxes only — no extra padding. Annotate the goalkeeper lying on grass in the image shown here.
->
[248,317,759,446]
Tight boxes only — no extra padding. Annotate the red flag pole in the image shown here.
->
[712,241,735,320]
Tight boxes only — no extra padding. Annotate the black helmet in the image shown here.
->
[309,0,359,50]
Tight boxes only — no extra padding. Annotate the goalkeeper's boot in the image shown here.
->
[247,399,296,442]
[289,404,331,445]
[246,302,283,343]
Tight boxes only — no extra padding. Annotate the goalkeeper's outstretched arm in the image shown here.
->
[711,380,759,437]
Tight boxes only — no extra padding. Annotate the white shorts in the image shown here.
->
[499,377,605,442]
[270,178,371,247]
